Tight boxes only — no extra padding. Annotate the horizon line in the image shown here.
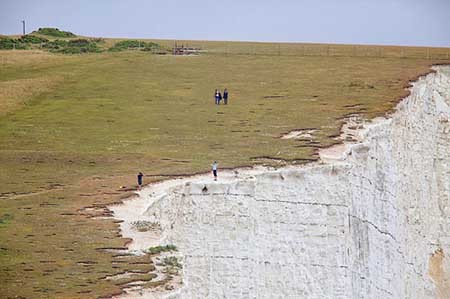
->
[2,30,450,49]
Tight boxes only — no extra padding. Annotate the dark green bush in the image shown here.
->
[109,40,162,52]
[42,39,100,54]
[0,38,27,50]
[19,35,48,44]
[36,27,76,38]
[146,244,177,255]
[68,39,92,47]
[114,40,143,49]
[42,39,68,50]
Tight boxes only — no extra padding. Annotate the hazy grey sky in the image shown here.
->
[1,0,449,47]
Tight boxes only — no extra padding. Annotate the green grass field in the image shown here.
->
[0,38,449,298]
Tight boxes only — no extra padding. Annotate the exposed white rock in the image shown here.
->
[281,129,317,140]
[111,66,450,298]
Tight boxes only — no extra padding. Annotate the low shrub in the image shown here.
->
[42,39,68,50]
[109,40,162,52]
[0,38,27,50]
[163,256,182,268]
[19,35,48,44]
[147,244,177,255]
[43,39,100,54]
[68,39,92,47]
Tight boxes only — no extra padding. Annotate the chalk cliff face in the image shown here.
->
[116,66,450,298]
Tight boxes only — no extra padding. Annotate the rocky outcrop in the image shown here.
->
[113,66,450,298]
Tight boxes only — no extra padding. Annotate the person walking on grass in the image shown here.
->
[223,88,229,105]
[212,161,218,180]
[137,172,144,189]
[215,89,220,105]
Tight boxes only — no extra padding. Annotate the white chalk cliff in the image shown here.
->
[112,66,450,298]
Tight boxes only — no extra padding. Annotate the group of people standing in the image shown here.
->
[214,89,229,105]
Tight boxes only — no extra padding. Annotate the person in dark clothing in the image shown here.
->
[223,89,228,105]
[137,172,144,189]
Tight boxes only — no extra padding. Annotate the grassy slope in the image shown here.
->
[0,42,449,298]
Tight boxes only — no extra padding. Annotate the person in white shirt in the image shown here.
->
[214,90,220,105]
[212,161,218,180]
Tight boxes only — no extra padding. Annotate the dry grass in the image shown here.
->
[0,76,61,115]
[0,51,72,115]
[0,50,66,66]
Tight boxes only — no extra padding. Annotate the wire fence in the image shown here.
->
[164,40,450,60]
[214,44,450,60]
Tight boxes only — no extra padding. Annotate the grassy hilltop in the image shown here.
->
[0,28,449,298]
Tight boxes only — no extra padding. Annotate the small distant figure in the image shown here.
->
[218,91,223,104]
[223,89,228,105]
[212,161,218,180]
[137,172,144,189]
[215,89,220,105]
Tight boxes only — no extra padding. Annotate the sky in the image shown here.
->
[1,0,449,47]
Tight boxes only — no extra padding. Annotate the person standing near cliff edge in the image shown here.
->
[137,172,144,189]
[212,161,218,181]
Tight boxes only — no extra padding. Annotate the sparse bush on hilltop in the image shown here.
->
[36,27,76,38]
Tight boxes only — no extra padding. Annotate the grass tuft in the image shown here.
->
[147,245,178,255]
